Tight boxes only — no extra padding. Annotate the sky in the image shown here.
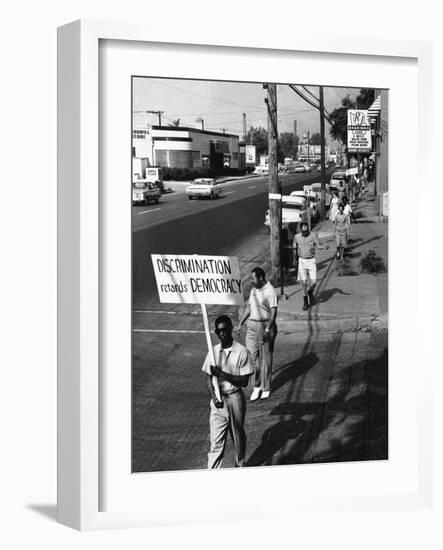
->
[132,77,366,145]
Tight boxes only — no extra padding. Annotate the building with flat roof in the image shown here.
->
[132,125,241,170]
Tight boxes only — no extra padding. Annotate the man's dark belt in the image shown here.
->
[249,319,269,322]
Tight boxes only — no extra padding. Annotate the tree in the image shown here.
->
[246,126,268,157]
[310,132,322,145]
[168,118,181,127]
[329,95,356,144]
[329,88,375,144]
[279,132,299,160]
[356,88,375,109]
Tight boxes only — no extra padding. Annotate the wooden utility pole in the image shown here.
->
[319,86,327,220]
[243,113,247,142]
[307,130,310,164]
[265,83,280,283]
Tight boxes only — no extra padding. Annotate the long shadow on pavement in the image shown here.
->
[246,344,388,467]
[315,287,351,303]
[271,352,319,394]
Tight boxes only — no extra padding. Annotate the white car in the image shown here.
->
[304,164,312,172]
[264,195,307,228]
[290,190,320,222]
[309,182,332,207]
[294,165,306,173]
[186,178,223,200]
[253,166,269,175]
[329,171,347,193]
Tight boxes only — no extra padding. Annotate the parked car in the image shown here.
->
[329,171,347,193]
[309,182,331,207]
[185,178,223,200]
[294,164,306,173]
[132,180,161,205]
[264,195,307,228]
[290,190,320,222]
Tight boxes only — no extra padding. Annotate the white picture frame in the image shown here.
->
[57,19,433,531]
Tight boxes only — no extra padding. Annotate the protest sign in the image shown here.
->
[151,254,244,403]
[151,254,244,305]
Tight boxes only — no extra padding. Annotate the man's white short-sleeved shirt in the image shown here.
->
[248,281,278,321]
[202,341,254,393]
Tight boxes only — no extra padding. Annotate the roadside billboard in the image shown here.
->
[245,145,256,164]
[347,110,372,152]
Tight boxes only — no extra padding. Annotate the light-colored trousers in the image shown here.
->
[208,390,246,469]
[245,321,277,392]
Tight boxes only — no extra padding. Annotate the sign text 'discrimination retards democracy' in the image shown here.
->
[151,254,244,305]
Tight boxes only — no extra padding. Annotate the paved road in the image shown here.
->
[132,170,333,302]
[132,317,388,472]
[131,172,388,473]
[132,171,330,231]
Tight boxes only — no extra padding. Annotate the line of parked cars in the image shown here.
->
[263,170,349,229]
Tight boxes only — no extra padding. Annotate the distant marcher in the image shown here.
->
[329,191,340,221]
[333,203,350,259]
[355,173,364,195]
[202,315,254,469]
[342,196,357,223]
[293,222,329,310]
[237,267,278,401]
[354,175,361,201]
[344,176,351,200]
[363,167,368,185]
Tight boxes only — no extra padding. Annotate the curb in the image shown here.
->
[276,312,388,333]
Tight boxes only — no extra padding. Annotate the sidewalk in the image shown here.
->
[276,180,388,332]
[132,180,389,472]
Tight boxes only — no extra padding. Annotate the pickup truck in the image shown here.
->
[132,180,161,205]
[185,178,223,200]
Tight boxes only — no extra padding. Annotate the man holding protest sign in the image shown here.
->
[237,267,278,401]
[202,315,254,469]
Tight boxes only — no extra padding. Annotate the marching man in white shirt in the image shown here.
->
[237,267,278,401]
[202,315,254,469]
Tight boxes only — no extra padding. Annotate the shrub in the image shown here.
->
[360,249,386,274]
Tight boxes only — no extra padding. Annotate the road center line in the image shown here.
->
[223,191,235,195]
[134,309,200,316]
[248,186,257,189]
[137,208,162,215]
[133,329,206,334]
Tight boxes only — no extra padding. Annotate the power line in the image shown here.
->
[288,85,333,126]
[148,79,261,109]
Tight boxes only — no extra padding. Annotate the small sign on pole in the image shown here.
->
[346,167,358,176]
[151,254,244,402]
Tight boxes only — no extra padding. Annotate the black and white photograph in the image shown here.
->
[131,77,388,473]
